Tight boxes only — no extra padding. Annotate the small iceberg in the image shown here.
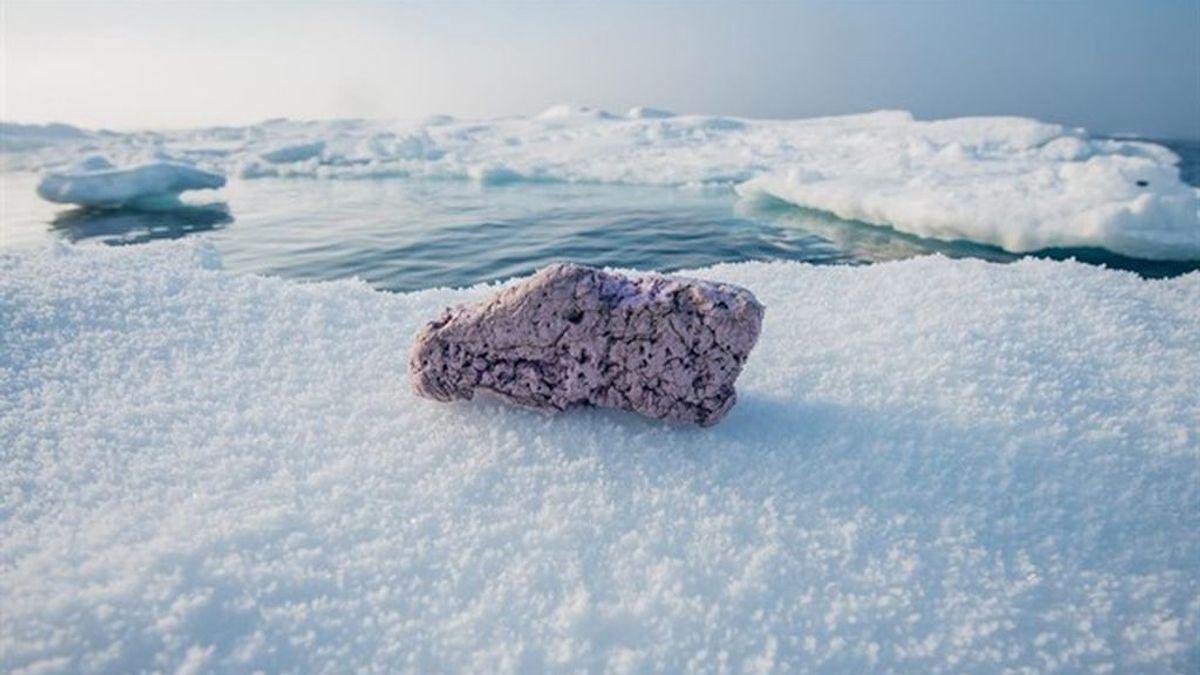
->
[36,157,226,209]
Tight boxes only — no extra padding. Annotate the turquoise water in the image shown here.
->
[2,139,1197,291]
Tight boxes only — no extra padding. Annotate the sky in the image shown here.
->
[2,0,1198,138]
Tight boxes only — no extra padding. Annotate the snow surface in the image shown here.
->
[2,242,1197,673]
[6,108,1197,260]
[34,158,226,208]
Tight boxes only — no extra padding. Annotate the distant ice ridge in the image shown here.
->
[6,108,1198,259]
[35,156,226,208]
[2,242,1198,673]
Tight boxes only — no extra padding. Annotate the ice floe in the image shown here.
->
[7,107,1199,259]
[1,242,1197,672]
[35,157,226,208]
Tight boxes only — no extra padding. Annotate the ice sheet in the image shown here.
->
[2,242,1196,672]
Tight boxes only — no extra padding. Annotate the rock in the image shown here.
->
[409,263,764,426]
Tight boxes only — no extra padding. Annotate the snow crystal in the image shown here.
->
[2,242,1197,673]
[8,108,1197,260]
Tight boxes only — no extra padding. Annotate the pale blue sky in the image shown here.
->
[3,0,1198,138]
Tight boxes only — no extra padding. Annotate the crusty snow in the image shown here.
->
[2,242,1197,673]
[6,108,1198,260]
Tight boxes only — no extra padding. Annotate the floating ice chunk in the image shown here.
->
[36,159,226,208]
[626,106,675,119]
[259,140,326,164]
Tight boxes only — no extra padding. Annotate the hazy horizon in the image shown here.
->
[2,0,1198,139]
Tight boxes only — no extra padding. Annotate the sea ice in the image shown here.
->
[8,107,1200,258]
[35,157,226,208]
[1,242,1196,673]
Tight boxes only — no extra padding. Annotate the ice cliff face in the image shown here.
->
[8,107,1198,259]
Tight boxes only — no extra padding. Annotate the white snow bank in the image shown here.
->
[2,243,1197,673]
[35,158,226,208]
[6,108,1197,259]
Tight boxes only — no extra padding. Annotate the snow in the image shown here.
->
[2,242,1197,673]
[34,158,226,208]
[7,108,1198,259]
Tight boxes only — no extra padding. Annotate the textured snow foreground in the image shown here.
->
[7,108,1199,260]
[2,244,1198,673]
